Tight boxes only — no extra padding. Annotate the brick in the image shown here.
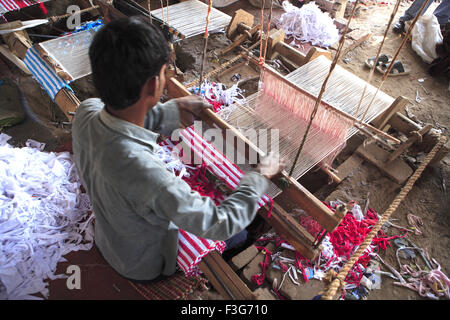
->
[253,287,276,300]
[241,242,276,290]
[230,245,259,271]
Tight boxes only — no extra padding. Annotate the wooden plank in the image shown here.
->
[335,154,364,182]
[334,0,348,19]
[209,251,256,300]
[371,96,410,130]
[273,41,306,67]
[230,245,259,270]
[198,257,234,299]
[267,29,285,59]
[342,32,370,56]
[0,44,31,75]
[2,30,32,60]
[54,88,80,121]
[388,111,422,135]
[304,46,332,63]
[355,143,413,184]
[259,204,321,260]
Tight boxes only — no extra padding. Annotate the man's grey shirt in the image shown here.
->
[72,98,269,280]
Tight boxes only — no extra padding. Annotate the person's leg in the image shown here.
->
[224,229,248,250]
[433,0,450,27]
[401,0,433,22]
[394,0,434,33]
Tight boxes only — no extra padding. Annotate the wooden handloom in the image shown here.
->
[2,0,447,300]
[163,27,446,298]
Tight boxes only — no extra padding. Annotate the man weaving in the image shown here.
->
[72,17,283,282]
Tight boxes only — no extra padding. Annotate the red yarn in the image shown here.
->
[251,248,273,286]
[180,162,225,205]
[205,98,223,113]
[322,203,408,285]
[39,2,47,15]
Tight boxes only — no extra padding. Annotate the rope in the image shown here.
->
[287,0,360,177]
[147,0,152,23]
[353,0,402,119]
[320,134,447,300]
[166,0,170,25]
[359,0,432,124]
[48,5,99,23]
[160,0,165,23]
[199,0,213,88]
[258,0,266,65]
[262,0,274,63]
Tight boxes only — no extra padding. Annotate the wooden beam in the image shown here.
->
[334,0,348,19]
[273,41,307,67]
[198,251,256,300]
[386,124,432,163]
[355,143,413,184]
[267,29,285,59]
[54,88,80,121]
[259,203,321,260]
[2,30,32,60]
[371,96,410,130]
[388,111,422,135]
[0,44,31,75]
[304,46,332,63]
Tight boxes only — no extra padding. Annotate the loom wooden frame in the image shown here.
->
[164,38,421,299]
[2,1,438,301]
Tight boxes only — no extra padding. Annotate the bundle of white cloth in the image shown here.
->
[277,1,340,48]
[0,134,94,300]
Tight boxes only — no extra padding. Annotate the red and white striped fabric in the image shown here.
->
[159,125,273,277]
[0,0,46,14]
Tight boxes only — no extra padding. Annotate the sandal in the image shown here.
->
[376,60,411,76]
[365,54,392,69]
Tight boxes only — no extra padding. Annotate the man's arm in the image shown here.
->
[145,101,180,136]
[145,96,212,135]
[143,168,269,241]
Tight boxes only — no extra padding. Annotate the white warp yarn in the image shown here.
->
[277,1,340,48]
[0,134,94,300]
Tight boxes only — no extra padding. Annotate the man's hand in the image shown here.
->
[256,152,287,180]
[175,96,212,128]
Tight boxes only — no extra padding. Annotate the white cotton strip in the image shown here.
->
[0,134,94,300]
[276,1,340,48]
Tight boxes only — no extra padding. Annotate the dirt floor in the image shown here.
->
[0,0,448,300]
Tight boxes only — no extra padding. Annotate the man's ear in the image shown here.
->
[145,77,158,97]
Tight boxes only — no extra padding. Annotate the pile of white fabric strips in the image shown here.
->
[277,1,340,48]
[0,134,94,300]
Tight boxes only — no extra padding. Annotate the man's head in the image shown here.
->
[89,17,170,110]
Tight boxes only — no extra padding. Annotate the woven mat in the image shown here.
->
[128,272,207,300]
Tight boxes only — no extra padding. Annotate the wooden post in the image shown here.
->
[371,96,410,130]
[199,251,256,300]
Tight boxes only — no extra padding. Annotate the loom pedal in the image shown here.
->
[355,143,413,185]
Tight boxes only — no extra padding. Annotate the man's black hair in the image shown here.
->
[89,16,170,110]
